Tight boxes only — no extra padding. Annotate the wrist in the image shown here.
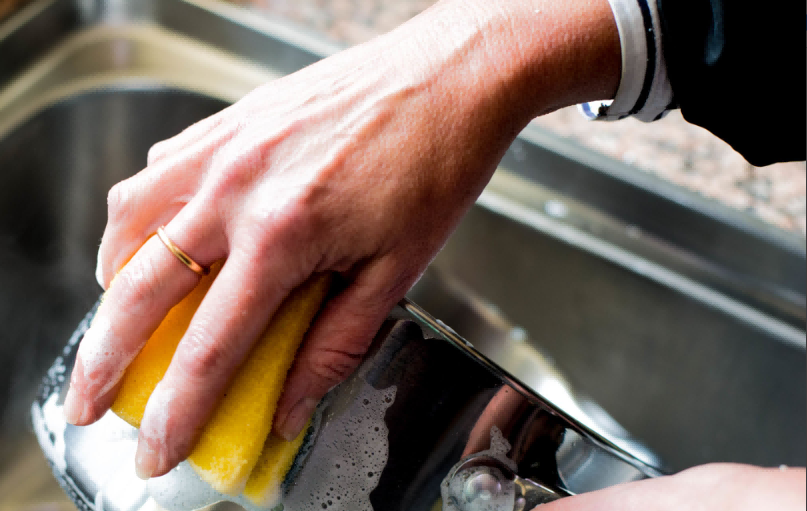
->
[397,0,621,124]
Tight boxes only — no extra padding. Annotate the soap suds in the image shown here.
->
[31,393,68,474]
[75,315,128,398]
[36,299,398,511]
[147,378,396,511]
[440,426,516,511]
[148,461,232,511]
[147,400,326,511]
[32,305,97,477]
[140,382,178,456]
[283,384,396,511]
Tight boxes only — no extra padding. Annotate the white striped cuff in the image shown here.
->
[580,0,675,123]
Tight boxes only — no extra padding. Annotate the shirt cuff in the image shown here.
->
[579,0,675,123]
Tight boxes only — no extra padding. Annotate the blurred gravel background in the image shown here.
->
[3,0,804,235]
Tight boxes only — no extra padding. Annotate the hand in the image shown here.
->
[62,0,620,479]
[541,463,806,511]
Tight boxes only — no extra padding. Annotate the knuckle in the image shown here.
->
[293,183,330,231]
[276,190,329,244]
[261,204,307,241]
[113,259,162,317]
[210,160,246,196]
[175,325,229,381]
[240,203,305,252]
[206,140,259,198]
[147,141,168,165]
[106,181,132,222]
[380,255,423,301]
[387,267,421,301]
[306,347,364,388]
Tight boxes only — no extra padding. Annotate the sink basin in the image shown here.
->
[1,0,804,509]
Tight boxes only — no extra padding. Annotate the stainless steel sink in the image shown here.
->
[1,1,804,509]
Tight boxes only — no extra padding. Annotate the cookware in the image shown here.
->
[33,295,662,511]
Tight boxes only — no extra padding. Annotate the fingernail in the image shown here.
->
[277,397,318,442]
[95,253,105,289]
[63,388,85,425]
[135,439,159,480]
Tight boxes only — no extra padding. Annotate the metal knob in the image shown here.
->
[443,454,566,511]
[464,471,503,502]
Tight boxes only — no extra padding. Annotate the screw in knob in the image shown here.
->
[463,472,503,503]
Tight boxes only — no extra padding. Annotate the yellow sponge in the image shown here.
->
[111,262,221,427]
[110,263,330,497]
[243,421,310,506]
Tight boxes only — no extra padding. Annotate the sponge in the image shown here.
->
[243,420,310,506]
[110,262,222,428]
[110,263,330,497]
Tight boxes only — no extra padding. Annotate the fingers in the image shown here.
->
[134,240,302,478]
[273,255,419,441]
[97,134,222,289]
[65,213,224,427]
[146,108,229,167]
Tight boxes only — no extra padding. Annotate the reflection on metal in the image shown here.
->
[478,187,806,349]
[33,300,662,511]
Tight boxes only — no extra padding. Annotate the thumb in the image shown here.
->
[273,256,419,441]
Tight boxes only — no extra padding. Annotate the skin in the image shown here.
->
[540,464,806,511]
[60,0,804,506]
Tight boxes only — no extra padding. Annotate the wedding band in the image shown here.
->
[157,226,210,276]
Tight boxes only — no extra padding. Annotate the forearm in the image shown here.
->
[376,0,621,130]
[306,0,621,211]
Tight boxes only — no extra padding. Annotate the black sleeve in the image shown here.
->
[657,0,805,166]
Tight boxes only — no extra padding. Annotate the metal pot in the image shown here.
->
[32,295,662,511]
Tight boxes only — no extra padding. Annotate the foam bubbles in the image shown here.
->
[36,298,398,511]
[140,382,177,454]
[282,384,397,511]
[440,426,516,511]
[31,393,68,474]
[147,377,396,511]
[76,315,129,397]
[148,460,234,511]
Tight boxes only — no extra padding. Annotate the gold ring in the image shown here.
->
[157,226,210,276]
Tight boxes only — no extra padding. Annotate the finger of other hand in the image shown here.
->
[540,464,807,511]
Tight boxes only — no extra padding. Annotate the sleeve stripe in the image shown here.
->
[578,0,675,123]
[632,0,657,114]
